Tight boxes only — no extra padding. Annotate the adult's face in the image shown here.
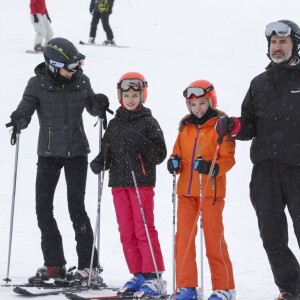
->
[269,35,293,64]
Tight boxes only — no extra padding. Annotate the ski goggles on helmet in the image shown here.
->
[49,58,85,72]
[183,85,214,100]
[265,22,292,37]
[117,78,148,91]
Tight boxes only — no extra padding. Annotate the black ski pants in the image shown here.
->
[35,155,98,269]
[90,11,114,41]
[250,160,300,294]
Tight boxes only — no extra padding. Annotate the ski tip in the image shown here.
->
[26,49,42,54]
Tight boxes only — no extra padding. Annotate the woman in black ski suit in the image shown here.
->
[9,37,110,282]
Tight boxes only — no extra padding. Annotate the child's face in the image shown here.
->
[189,98,210,118]
[122,89,142,110]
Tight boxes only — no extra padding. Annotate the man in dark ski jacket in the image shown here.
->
[88,0,115,45]
[9,37,111,283]
[216,20,300,300]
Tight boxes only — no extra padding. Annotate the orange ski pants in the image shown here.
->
[175,195,235,290]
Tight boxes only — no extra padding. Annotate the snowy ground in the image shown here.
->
[1,0,300,299]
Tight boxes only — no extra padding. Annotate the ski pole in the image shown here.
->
[3,123,21,284]
[97,118,103,266]
[175,137,223,294]
[126,153,164,295]
[88,143,109,287]
[172,172,177,292]
[199,172,204,300]
[92,107,114,270]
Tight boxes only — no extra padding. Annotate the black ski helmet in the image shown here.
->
[43,37,85,76]
[265,20,300,56]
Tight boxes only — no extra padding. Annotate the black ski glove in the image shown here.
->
[167,155,181,174]
[193,157,219,177]
[10,110,31,130]
[90,144,112,174]
[33,14,39,23]
[46,14,51,23]
[122,129,153,156]
[93,93,111,129]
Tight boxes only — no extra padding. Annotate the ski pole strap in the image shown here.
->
[106,107,114,115]
[6,121,20,146]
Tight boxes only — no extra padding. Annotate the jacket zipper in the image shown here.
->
[46,126,52,154]
[63,85,71,157]
[187,127,201,196]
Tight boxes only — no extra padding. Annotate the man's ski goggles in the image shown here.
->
[265,22,292,37]
[49,58,85,72]
[117,78,148,91]
[183,85,214,100]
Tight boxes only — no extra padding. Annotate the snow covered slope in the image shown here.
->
[0,0,299,299]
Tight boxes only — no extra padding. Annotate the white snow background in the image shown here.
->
[1,0,300,299]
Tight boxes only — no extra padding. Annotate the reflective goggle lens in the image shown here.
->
[67,59,84,72]
[265,22,291,37]
[183,85,214,100]
[118,78,148,91]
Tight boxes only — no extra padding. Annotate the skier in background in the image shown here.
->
[90,72,167,297]
[167,80,236,300]
[30,0,54,52]
[9,37,110,284]
[216,20,300,300]
[88,0,115,45]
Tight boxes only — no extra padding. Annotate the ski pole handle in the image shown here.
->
[6,121,21,145]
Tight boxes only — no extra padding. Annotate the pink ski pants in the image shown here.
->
[112,187,165,274]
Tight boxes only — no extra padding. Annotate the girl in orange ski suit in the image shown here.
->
[168,80,236,294]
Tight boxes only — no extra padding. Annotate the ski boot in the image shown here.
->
[135,278,167,298]
[28,265,66,284]
[169,288,198,300]
[73,266,103,285]
[208,290,236,300]
[118,273,145,295]
[276,292,300,300]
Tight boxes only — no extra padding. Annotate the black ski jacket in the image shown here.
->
[90,0,114,14]
[236,57,300,166]
[101,106,167,187]
[14,63,101,157]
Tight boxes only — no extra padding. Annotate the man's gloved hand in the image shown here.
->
[90,144,111,174]
[46,14,51,23]
[215,116,241,137]
[193,157,219,177]
[167,155,181,174]
[33,14,39,23]
[122,129,153,156]
[10,110,31,130]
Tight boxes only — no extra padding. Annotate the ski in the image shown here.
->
[26,49,43,54]
[65,293,134,300]
[65,292,169,300]
[13,286,119,297]
[79,41,129,48]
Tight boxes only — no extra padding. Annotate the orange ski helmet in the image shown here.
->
[183,80,217,110]
[117,72,148,104]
